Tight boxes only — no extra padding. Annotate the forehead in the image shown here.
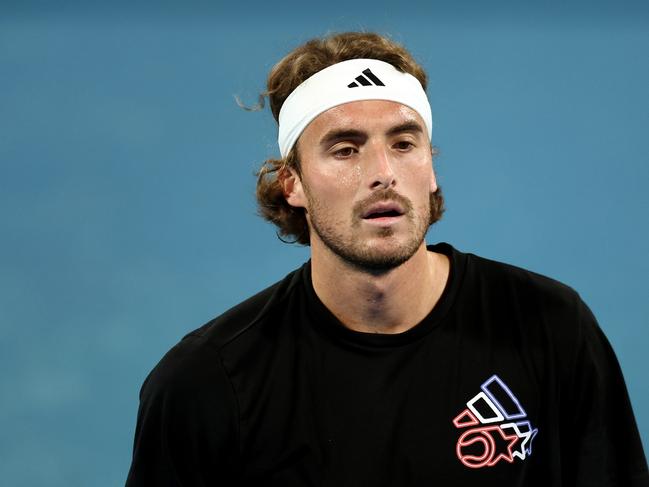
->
[302,100,426,140]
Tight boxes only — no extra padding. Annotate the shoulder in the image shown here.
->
[443,244,595,350]
[140,264,305,397]
[185,264,305,350]
[138,264,305,402]
[461,248,584,314]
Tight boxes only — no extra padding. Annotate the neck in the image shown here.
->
[310,241,450,334]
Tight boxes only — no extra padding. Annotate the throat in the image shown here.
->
[311,247,447,334]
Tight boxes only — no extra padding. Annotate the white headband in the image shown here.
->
[277,58,432,158]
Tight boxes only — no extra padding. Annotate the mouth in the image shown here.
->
[361,202,405,221]
[364,210,403,219]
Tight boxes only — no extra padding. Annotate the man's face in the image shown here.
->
[285,100,437,271]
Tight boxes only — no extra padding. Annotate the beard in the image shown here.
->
[304,187,434,272]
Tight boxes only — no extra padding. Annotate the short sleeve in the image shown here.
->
[125,334,240,486]
[568,300,649,487]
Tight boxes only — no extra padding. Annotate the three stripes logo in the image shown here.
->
[453,375,538,469]
[348,68,385,88]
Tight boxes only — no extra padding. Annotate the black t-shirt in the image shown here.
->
[126,243,649,486]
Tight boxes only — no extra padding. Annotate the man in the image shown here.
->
[126,32,648,486]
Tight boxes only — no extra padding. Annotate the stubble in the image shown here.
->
[304,187,432,272]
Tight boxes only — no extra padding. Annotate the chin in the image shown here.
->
[338,239,424,272]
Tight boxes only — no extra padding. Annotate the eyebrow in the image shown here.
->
[319,129,366,148]
[386,121,424,137]
[319,121,425,148]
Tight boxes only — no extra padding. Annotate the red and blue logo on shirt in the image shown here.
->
[453,375,538,468]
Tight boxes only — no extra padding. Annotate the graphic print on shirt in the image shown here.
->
[453,375,538,468]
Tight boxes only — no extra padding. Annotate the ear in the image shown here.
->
[429,146,438,193]
[280,166,307,209]
[429,169,438,193]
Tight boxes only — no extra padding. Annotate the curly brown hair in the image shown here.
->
[256,32,445,245]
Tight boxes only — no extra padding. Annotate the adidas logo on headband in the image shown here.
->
[347,68,385,88]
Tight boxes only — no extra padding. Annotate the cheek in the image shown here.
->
[311,165,362,201]
[333,163,362,189]
[417,159,436,191]
[401,166,436,209]
[404,163,434,189]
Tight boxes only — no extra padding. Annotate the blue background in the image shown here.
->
[1,1,647,484]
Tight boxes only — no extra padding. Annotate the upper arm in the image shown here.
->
[568,301,649,487]
[125,335,240,486]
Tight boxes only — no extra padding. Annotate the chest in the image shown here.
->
[225,320,557,486]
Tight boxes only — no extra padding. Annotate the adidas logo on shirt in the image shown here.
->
[347,68,385,88]
[452,374,539,469]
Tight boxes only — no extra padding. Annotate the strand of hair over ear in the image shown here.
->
[275,231,302,245]
[234,93,266,112]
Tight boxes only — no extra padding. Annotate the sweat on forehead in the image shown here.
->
[277,59,433,158]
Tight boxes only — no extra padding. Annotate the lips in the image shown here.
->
[362,201,405,219]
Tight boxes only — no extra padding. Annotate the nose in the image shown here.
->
[366,143,396,190]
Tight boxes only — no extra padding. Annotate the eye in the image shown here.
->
[393,140,414,151]
[332,146,357,158]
